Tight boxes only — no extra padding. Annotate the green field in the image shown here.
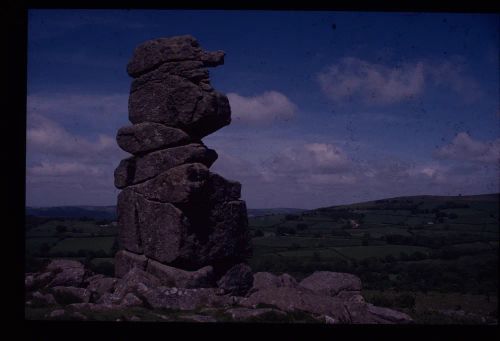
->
[25,193,499,323]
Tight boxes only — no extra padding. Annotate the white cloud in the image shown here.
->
[317,57,425,104]
[27,114,121,161]
[434,132,500,164]
[28,161,105,177]
[26,114,127,206]
[227,91,297,124]
[26,93,129,135]
[317,56,483,105]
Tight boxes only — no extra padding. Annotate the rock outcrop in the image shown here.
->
[24,36,416,324]
[25,260,413,324]
[114,35,252,278]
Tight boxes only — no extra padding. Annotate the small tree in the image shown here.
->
[362,232,371,246]
[56,225,67,233]
[296,223,308,230]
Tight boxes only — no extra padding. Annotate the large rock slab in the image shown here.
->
[114,250,148,278]
[127,35,224,77]
[46,260,85,288]
[129,163,209,205]
[85,275,118,302]
[146,260,214,288]
[129,76,231,138]
[299,271,362,297]
[30,292,57,307]
[114,143,217,188]
[250,272,298,293]
[225,307,287,321]
[136,195,192,263]
[240,286,351,322]
[51,286,91,304]
[116,190,192,262]
[365,304,413,324]
[205,172,241,204]
[113,267,161,300]
[117,122,191,155]
[131,60,209,92]
[203,200,252,270]
[116,190,144,254]
[216,263,253,296]
[138,286,232,311]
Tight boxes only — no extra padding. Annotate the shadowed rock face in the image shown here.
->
[117,122,191,155]
[126,35,231,139]
[114,35,251,278]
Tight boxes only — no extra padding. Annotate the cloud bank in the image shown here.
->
[227,91,297,124]
[317,57,483,105]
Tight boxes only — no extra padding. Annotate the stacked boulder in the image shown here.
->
[114,35,252,284]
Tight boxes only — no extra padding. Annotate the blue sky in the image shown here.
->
[26,10,499,208]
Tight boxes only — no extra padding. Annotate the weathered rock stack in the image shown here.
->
[113,35,252,282]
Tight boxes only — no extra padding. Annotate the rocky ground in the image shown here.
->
[25,259,413,323]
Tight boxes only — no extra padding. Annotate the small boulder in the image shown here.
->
[86,275,118,301]
[31,292,57,307]
[250,272,298,293]
[146,259,214,288]
[51,286,91,304]
[48,309,65,319]
[114,250,148,278]
[119,293,144,308]
[46,259,85,288]
[366,304,413,324]
[27,272,54,291]
[240,286,351,322]
[299,271,362,296]
[139,286,228,311]
[113,267,161,300]
[225,307,287,321]
[216,263,253,296]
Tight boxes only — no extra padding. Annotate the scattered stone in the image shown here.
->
[49,309,65,319]
[51,286,91,304]
[239,286,350,322]
[180,314,217,323]
[324,315,337,324]
[66,303,117,312]
[216,263,253,296]
[120,293,144,308]
[139,286,227,311]
[114,250,148,278]
[31,292,57,307]
[299,271,362,296]
[250,272,298,293]
[225,307,287,321]
[70,311,88,321]
[31,272,55,290]
[113,267,161,300]
[365,304,413,324]
[86,276,118,301]
[45,260,85,288]
[146,260,214,288]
